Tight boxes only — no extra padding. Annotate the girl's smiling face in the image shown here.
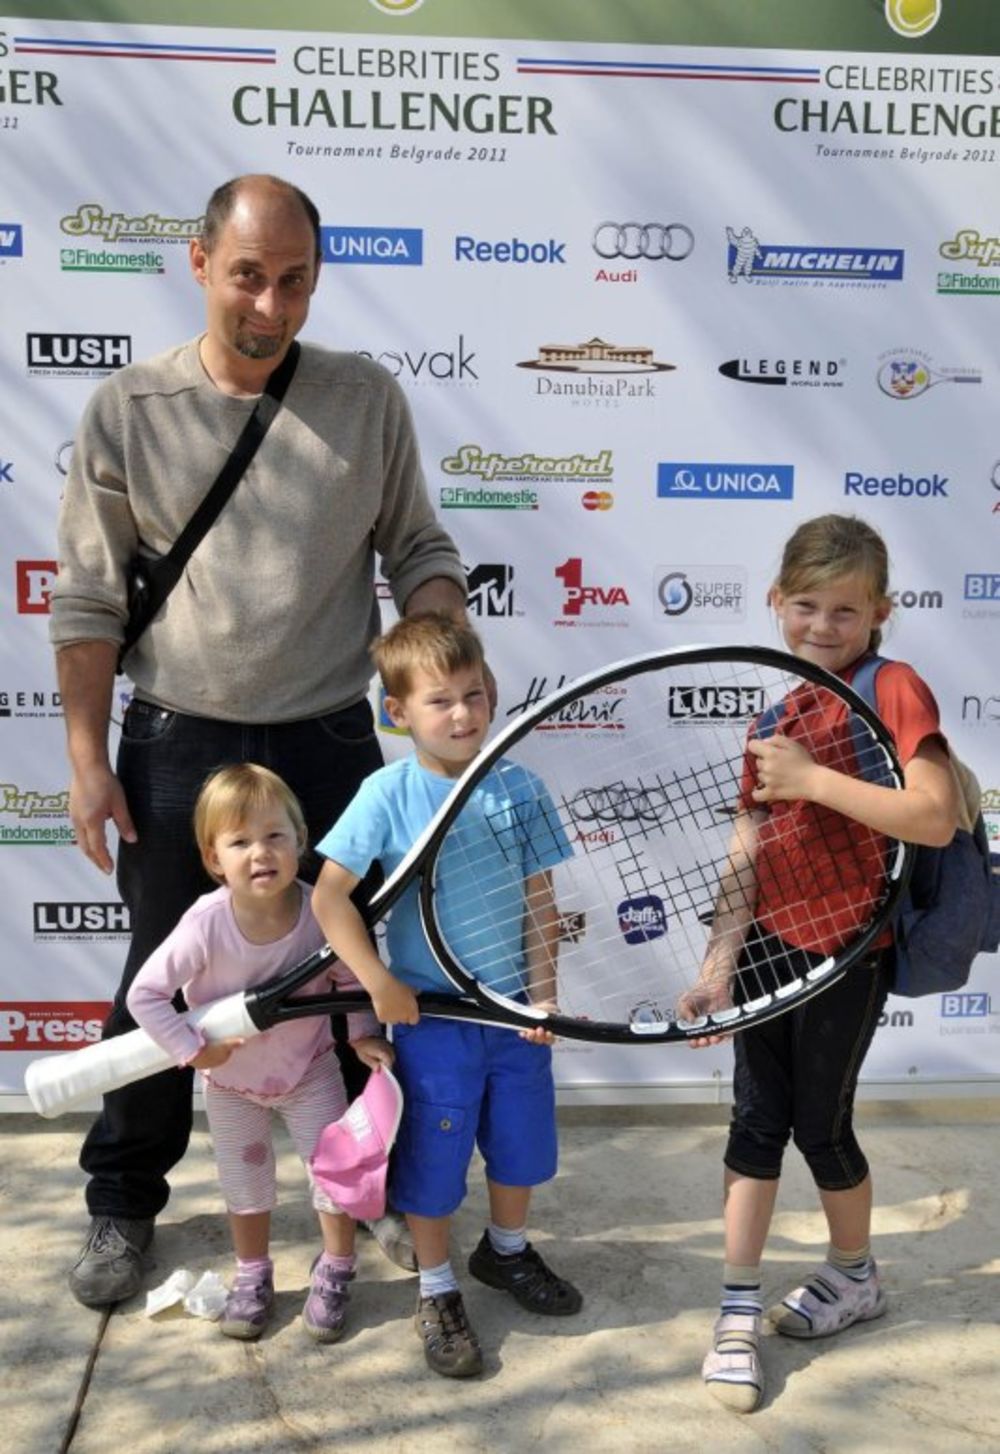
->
[772,571,890,676]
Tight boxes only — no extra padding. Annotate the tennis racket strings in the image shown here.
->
[419,651,905,1031]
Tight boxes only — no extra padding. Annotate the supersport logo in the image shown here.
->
[565,780,671,827]
[593,222,694,261]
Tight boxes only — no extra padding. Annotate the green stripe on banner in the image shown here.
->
[6,0,1000,55]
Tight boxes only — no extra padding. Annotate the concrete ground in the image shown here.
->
[1,1099,998,1454]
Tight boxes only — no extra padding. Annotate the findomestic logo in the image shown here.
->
[60,248,164,275]
[726,225,904,285]
[321,226,423,265]
[0,224,24,258]
[657,462,794,500]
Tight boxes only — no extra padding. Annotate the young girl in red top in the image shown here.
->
[680,514,958,1413]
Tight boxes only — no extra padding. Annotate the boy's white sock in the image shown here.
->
[419,1259,460,1298]
[488,1223,528,1257]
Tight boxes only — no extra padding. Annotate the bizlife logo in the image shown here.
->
[965,574,1000,601]
[321,226,423,265]
[657,462,794,501]
[0,224,24,258]
[726,225,904,284]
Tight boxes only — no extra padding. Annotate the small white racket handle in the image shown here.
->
[23,995,260,1118]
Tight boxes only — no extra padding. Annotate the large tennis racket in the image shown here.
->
[25,645,913,1117]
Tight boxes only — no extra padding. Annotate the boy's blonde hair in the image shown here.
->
[194,763,307,882]
[371,612,485,700]
[774,514,891,651]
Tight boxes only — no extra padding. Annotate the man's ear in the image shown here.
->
[189,237,209,286]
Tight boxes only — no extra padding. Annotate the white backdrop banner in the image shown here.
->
[1,0,998,1100]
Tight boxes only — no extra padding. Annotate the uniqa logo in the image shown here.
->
[884,0,941,40]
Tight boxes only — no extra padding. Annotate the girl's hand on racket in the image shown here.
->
[676,982,734,1050]
[518,999,559,1046]
[189,1037,245,1070]
[350,1036,395,1072]
[748,734,819,804]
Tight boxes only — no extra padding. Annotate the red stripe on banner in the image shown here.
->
[14,46,275,62]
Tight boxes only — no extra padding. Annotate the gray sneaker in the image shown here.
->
[415,1291,483,1378]
[68,1216,154,1308]
[362,1210,417,1273]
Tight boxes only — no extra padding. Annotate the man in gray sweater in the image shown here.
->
[51,173,468,1308]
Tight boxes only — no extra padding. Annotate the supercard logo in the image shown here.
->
[617,895,667,944]
[0,1001,108,1049]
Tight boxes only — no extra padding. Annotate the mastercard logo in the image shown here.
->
[581,490,614,511]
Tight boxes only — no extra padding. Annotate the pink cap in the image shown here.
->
[309,1066,404,1221]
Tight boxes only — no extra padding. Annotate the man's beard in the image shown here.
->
[235,325,284,360]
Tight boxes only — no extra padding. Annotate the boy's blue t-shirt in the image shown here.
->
[316,755,573,995]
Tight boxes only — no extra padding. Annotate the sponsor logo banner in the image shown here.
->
[719,356,845,387]
[656,567,747,621]
[321,225,423,264]
[0,223,24,257]
[33,902,131,941]
[727,226,904,284]
[0,1002,108,1049]
[27,334,131,377]
[657,463,794,500]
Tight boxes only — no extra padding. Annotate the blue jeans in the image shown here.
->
[81,697,383,1219]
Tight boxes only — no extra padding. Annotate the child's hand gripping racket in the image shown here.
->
[25,645,913,1117]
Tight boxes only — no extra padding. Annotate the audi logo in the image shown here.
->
[593,222,695,262]
[566,781,671,827]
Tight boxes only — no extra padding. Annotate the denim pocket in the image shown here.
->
[314,699,377,747]
[120,700,176,744]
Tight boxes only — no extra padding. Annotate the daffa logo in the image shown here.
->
[884,0,941,38]
[368,0,425,14]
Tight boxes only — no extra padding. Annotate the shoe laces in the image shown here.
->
[426,1293,470,1342]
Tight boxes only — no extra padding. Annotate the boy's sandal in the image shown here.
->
[702,1312,763,1414]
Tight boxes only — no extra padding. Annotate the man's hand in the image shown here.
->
[69,762,137,875]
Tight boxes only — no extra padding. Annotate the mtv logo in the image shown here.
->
[466,563,515,617]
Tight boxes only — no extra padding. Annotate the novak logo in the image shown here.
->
[719,357,845,388]
[16,560,57,614]
[357,334,477,384]
[0,459,13,484]
[465,563,518,618]
[657,462,794,500]
[555,557,629,620]
[34,902,130,939]
[0,1002,107,1049]
[726,226,904,284]
[666,685,766,721]
[321,225,422,265]
[27,333,131,376]
[618,895,668,945]
[0,223,24,257]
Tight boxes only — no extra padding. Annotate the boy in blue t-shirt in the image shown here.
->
[312,614,581,1378]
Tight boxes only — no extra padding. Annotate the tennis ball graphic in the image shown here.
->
[885,0,941,38]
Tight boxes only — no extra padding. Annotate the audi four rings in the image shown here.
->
[592,222,695,261]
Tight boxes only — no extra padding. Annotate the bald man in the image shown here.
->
[52,175,467,1307]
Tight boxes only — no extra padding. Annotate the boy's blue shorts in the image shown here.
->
[388,1016,558,1218]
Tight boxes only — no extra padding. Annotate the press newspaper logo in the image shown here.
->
[0,1002,108,1050]
[16,560,57,613]
[726,225,904,287]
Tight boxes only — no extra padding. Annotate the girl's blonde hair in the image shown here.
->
[194,763,307,882]
[371,611,485,700]
[774,514,891,651]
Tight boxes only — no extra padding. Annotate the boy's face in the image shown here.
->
[385,663,490,778]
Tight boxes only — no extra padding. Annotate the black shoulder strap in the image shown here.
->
[162,339,300,572]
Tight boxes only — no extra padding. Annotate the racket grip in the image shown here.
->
[23,994,260,1118]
